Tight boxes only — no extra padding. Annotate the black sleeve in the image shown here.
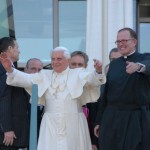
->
[87,102,98,145]
[0,64,13,132]
[95,84,107,125]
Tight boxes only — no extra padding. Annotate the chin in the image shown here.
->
[120,51,128,56]
[53,68,60,73]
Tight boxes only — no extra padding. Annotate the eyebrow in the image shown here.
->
[71,62,84,65]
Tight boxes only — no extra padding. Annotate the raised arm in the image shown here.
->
[93,59,102,74]
[0,52,14,73]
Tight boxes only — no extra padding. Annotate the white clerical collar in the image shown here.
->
[54,67,70,75]
[123,50,136,59]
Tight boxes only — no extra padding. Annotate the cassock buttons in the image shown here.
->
[124,56,127,59]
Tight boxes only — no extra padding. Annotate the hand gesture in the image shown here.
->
[0,52,13,73]
[93,59,102,74]
[126,61,141,74]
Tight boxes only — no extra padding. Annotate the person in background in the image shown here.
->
[94,27,150,150]
[104,47,122,74]
[24,58,44,141]
[109,48,122,62]
[69,50,99,150]
[0,37,29,150]
[69,51,88,68]
[0,46,106,150]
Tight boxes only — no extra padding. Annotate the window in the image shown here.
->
[0,0,13,37]
[0,0,87,67]
[137,0,150,53]
[59,1,86,52]
[12,0,53,67]
[139,23,150,53]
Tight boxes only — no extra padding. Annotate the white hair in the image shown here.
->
[50,46,71,59]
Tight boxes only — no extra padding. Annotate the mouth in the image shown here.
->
[119,47,126,51]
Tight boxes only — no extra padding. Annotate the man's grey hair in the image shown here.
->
[71,51,89,65]
[50,46,71,59]
[26,58,43,68]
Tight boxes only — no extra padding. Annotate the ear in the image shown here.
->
[133,39,138,46]
[7,46,13,53]
[5,46,12,55]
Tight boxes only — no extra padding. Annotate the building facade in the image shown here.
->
[0,0,150,69]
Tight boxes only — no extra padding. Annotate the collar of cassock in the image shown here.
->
[123,50,136,59]
[50,67,70,95]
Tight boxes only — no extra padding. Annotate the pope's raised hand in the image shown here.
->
[0,52,13,73]
[93,59,102,74]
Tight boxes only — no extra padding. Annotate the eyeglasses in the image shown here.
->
[115,39,134,45]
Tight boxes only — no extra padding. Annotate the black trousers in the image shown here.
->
[0,145,18,150]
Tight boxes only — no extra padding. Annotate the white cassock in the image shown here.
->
[6,67,106,150]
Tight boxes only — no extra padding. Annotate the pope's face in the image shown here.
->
[51,51,69,73]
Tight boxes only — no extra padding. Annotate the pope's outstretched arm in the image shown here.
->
[0,52,35,91]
